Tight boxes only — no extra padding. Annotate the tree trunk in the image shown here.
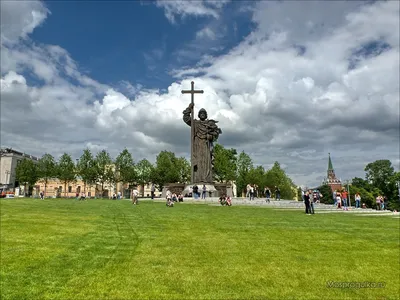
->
[64,183,67,198]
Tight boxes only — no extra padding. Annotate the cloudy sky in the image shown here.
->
[1,0,399,187]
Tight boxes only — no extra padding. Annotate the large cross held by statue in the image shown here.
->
[181,81,204,183]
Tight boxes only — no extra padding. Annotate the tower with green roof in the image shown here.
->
[325,153,342,192]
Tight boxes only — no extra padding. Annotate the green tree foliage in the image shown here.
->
[94,150,113,197]
[236,151,253,196]
[15,158,39,196]
[247,166,266,189]
[348,185,376,208]
[115,149,136,187]
[152,151,182,190]
[213,144,237,183]
[176,157,191,183]
[316,184,334,204]
[264,162,295,199]
[57,153,76,197]
[388,171,400,210]
[351,177,370,190]
[350,160,400,209]
[135,159,154,197]
[364,160,395,197]
[37,154,56,194]
[77,148,97,193]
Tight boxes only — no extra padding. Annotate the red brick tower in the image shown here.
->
[325,153,342,192]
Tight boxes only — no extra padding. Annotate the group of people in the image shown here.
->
[302,190,320,214]
[165,189,184,207]
[333,189,350,210]
[263,186,281,202]
[190,184,209,199]
[375,195,387,210]
[219,194,232,206]
[246,184,281,201]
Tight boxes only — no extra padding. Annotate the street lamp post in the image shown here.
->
[397,181,400,204]
[5,171,10,189]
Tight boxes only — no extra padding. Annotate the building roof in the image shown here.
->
[0,147,39,161]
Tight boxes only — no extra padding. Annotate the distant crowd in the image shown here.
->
[246,184,281,201]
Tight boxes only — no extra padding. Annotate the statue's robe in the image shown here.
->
[183,107,221,183]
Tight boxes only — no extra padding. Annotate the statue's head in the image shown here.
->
[198,108,208,121]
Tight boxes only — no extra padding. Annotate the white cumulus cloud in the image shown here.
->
[1,0,399,187]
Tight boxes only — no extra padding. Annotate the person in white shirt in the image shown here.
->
[131,188,139,205]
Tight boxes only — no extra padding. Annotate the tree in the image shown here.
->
[135,159,154,197]
[176,157,191,183]
[364,160,395,197]
[105,165,117,198]
[351,177,371,190]
[348,185,376,208]
[264,162,295,200]
[247,166,266,189]
[37,154,56,195]
[115,149,136,191]
[57,153,76,197]
[15,158,39,196]
[236,151,253,196]
[316,184,334,204]
[94,150,113,197]
[388,171,400,210]
[77,148,97,193]
[152,151,181,190]
[213,144,237,183]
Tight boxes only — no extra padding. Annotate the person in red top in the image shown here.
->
[341,189,348,210]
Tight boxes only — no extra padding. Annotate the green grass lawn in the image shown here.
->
[1,199,399,300]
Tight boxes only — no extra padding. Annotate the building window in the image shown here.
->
[76,186,81,193]
[68,186,72,193]
[59,186,62,192]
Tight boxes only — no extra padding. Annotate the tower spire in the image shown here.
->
[328,152,333,171]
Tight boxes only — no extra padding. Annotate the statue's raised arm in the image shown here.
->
[182,103,193,127]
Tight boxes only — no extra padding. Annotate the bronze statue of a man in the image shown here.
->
[183,103,222,183]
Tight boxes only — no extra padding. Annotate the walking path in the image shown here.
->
[142,197,398,217]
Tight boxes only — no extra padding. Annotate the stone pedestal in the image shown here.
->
[162,182,234,198]
[182,183,218,197]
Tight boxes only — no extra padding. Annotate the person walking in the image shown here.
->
[355,193,361,208]
[249,185,254,200]
[265,187,271,203]
[131,187,139,205]
[202,184,207,199]
[150,184,155,200]
[341,189,348,211]
[308,189,315,214]
[275,186,281,201]
[304,191,312,215]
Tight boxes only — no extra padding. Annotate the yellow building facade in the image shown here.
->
[34,179,162,198]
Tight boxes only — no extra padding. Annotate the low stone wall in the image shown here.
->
[161,183,185,198]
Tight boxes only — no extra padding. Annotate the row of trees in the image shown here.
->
[15,144,296,198]
[213,144,296,199]
[316,160,400,210]
[16,149,190,197]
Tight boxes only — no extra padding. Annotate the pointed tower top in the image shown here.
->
[328,153,334,171]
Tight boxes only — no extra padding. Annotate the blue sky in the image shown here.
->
[30,1,253,90]
[1,0,399,187]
